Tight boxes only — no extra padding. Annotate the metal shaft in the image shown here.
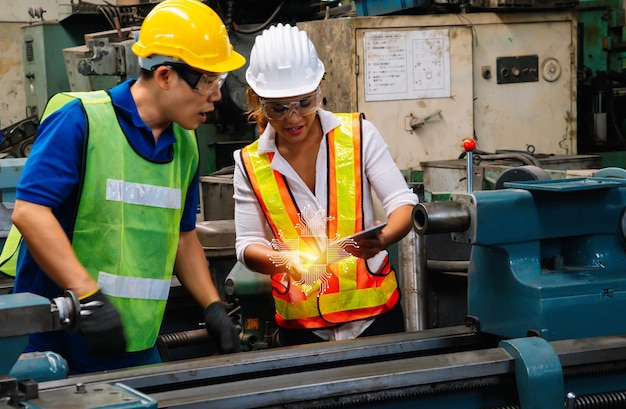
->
[412,201,471,235]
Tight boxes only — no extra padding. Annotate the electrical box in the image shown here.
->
[21,19,111,119]
[21,22,77,119]
[298,12,577,173]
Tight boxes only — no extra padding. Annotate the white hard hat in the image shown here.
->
[246,23,325,98]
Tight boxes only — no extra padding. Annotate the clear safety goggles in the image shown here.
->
[259,88,321,120]
[163,63,227,96]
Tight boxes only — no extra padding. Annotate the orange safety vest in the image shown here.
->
[241,113,399,329]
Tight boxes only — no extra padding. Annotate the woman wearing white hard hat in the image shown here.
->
[233,23,418,346]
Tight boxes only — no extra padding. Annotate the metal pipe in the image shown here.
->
[412,201,471,235]
[415,232,429,330]
[467,150,474,193]
[398,230,428,331]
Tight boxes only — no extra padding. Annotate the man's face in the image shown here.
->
[162,64,227,130]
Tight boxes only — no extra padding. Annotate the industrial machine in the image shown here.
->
[5,2,626,408]
[3,169,626,408]
[299,11,579,174]
[0,292,156,408]
[575,0,626,163]
[414,175,626,341]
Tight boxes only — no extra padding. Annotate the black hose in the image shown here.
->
[158,328,209,349]
[235,1,285,34]
[474,153,541,167]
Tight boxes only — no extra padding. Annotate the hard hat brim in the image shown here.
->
[203,50,246,73]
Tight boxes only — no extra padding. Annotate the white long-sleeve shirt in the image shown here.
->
[232,109,418,340]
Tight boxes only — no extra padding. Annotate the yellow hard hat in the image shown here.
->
[132,0,245,73]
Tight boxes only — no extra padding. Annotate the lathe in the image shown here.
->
[4,175,626,408]
[413,175,626,342]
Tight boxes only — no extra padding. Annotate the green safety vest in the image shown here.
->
[0,91,198,352]
[0,225,20,277]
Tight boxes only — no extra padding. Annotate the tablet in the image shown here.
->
[345,223,387,241]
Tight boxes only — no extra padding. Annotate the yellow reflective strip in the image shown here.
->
[275,271,398,320]
[320,271,397,314]
[333,114,359,291]
[333,114,358,239]
[245,148,300,241]
[275,290,321,319]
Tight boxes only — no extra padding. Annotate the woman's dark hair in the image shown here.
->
[244,88,269,133]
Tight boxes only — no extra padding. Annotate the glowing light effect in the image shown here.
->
[268,207,356,295]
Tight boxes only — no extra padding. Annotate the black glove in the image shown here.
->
[79,289,127,356]
[203,302,241,354]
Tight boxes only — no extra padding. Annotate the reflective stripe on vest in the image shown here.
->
[97,272,170,300]
[241,151,301,246]
[106,179,181,209]
[241,113,399,329]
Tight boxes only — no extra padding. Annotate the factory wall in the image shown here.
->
[1,1,62,22]
[0,1,113,128]
[0,1,56,128]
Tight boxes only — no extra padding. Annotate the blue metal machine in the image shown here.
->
[0,292,156,409]
[414,176,626,341]
[6,177,626,408]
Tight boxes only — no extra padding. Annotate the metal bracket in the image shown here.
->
[499,337,564,409]
[77,37,139,77]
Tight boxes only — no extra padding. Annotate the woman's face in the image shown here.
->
[260,89,321,145]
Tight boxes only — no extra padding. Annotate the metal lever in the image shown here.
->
[409,110,442,130]
[463,138,477,193]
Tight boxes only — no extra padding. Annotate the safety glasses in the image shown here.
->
[259,88,321,120]
[162,63,227,96]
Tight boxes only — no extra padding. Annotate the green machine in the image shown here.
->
[21,17,111,120]
[14,15,111,159]
[22,21,77,120]
[576,0,626,165]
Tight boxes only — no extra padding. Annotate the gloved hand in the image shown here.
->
[203,301,241,354]
[79,289,127,356]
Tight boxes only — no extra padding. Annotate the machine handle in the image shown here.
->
[463,138,477,193]
[51,290,81,331]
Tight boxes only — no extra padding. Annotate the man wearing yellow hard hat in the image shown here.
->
[8,0,245,373]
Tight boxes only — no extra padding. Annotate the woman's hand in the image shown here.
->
[344,228,386,260]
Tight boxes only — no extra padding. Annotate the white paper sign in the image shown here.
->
[364,29,451,101]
